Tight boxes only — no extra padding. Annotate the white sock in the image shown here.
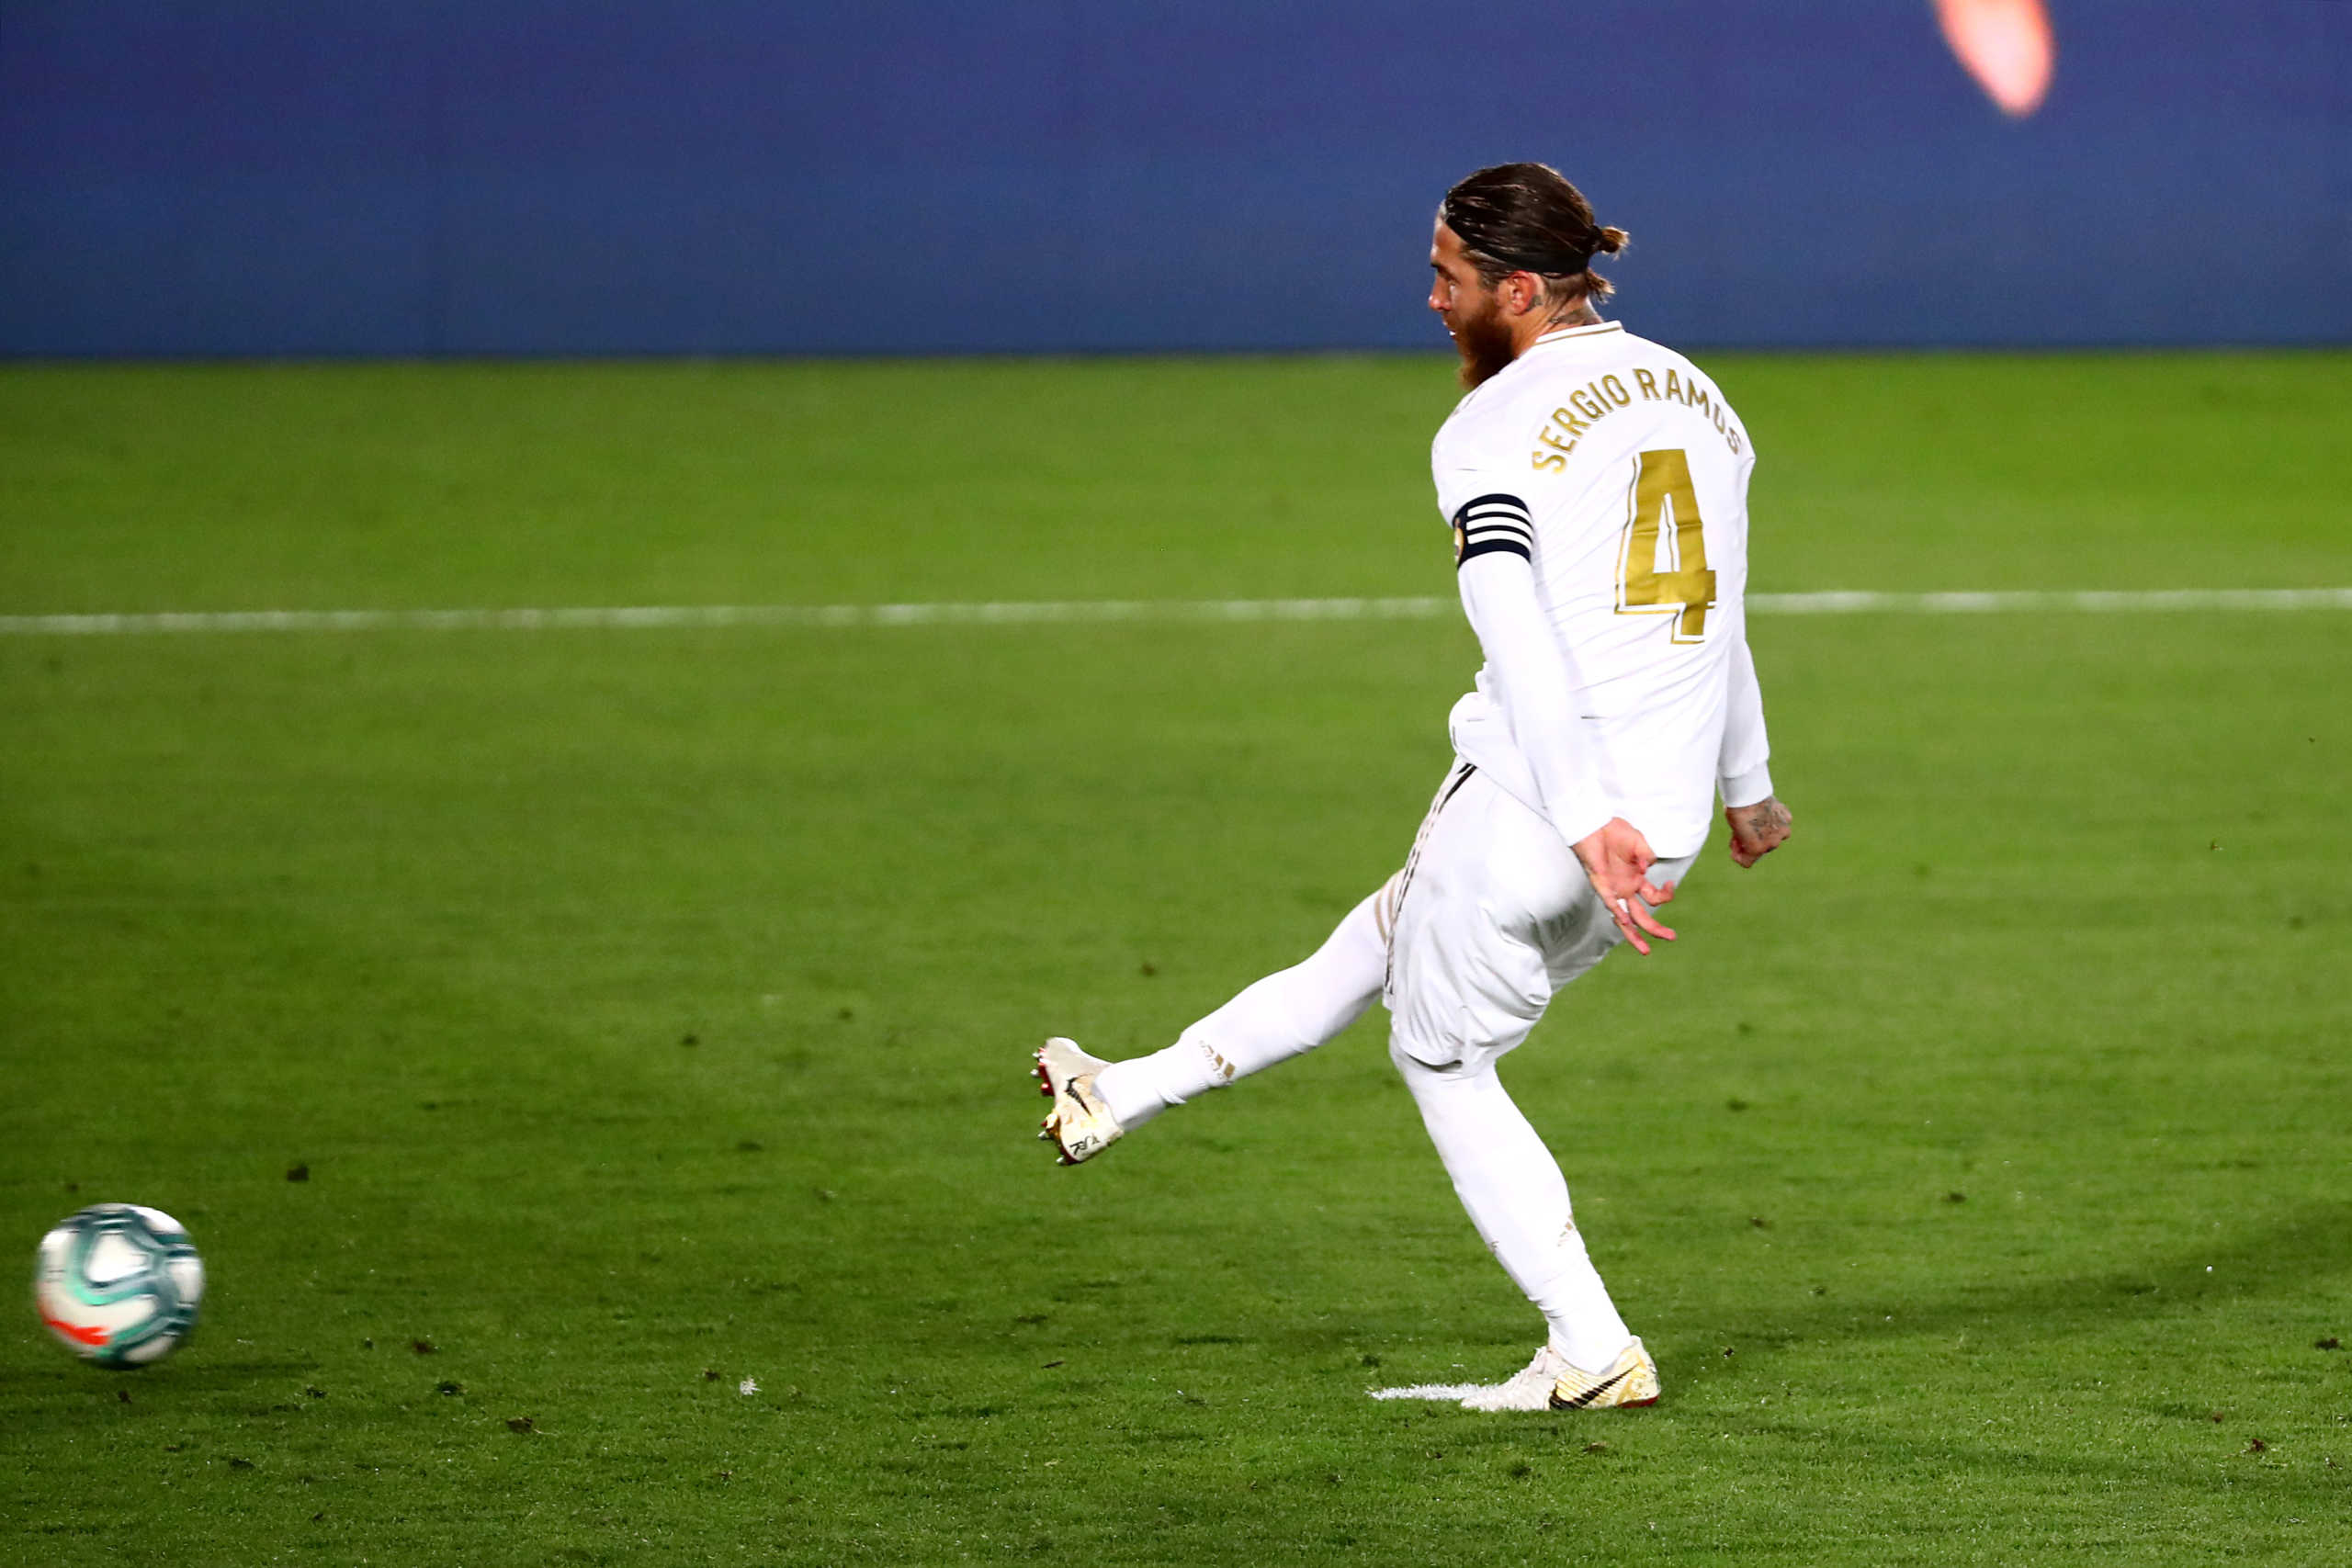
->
[1094,890,1385,1128]
[1390,1042,1634,1372]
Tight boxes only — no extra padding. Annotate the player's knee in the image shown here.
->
[1388,1033,1454,1081]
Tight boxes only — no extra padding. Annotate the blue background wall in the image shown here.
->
[3,1,2346,355]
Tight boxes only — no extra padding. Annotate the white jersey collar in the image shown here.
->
[1532,321,1623,346]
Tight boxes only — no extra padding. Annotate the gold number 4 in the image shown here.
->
[1617,448,1717,641]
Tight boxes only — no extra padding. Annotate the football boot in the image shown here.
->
[1034,1036,1123,1165]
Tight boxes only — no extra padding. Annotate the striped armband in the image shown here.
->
[1451,493,1534,567]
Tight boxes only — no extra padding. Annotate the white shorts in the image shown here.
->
[1377,761,1698,1073]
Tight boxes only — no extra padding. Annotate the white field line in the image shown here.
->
[2,588,2349,638]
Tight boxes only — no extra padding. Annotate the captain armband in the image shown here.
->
[1451,493,1534,567]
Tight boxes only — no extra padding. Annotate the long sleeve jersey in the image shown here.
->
[1431,320,1774,861]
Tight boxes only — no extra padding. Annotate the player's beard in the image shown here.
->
[1451,301,1515,389]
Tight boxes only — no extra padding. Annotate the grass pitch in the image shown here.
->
[3,353,2349,1564]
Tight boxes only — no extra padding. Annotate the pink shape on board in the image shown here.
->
[1935,0,2055,118]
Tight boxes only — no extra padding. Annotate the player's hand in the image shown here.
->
[1571,818,1678,955]
[1724,795,1793,868]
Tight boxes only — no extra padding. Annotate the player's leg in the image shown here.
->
[1036,761,1471,1164]
[1383,771,1682,1407]
[1088,886,1386,1130]
[1034,890,1382,1164]
[1389,1046,1642,1389]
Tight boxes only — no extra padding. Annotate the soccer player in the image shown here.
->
[1035,163,1793,1412]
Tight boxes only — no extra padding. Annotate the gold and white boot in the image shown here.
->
[1034,1037,1124,1165]
[1549,1337,1660,1410]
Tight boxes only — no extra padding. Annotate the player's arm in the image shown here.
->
[1717,629,1792,867]
[1453,494,1676,953]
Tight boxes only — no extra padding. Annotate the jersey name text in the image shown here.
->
[1531,365,1747,470]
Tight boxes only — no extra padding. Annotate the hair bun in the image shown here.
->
[1593,226,1628,256]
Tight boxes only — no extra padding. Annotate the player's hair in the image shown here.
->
[1440,163,1627,310]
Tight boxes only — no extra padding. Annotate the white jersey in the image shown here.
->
[1431,321,1766,860]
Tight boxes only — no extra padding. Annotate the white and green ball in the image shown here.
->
[33,1204,205,1368]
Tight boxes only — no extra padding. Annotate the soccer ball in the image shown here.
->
[32,1204,206,1368]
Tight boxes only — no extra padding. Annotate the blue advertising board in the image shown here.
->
[3,1,2345,355]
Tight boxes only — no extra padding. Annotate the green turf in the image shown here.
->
[2,354,2348,1565]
